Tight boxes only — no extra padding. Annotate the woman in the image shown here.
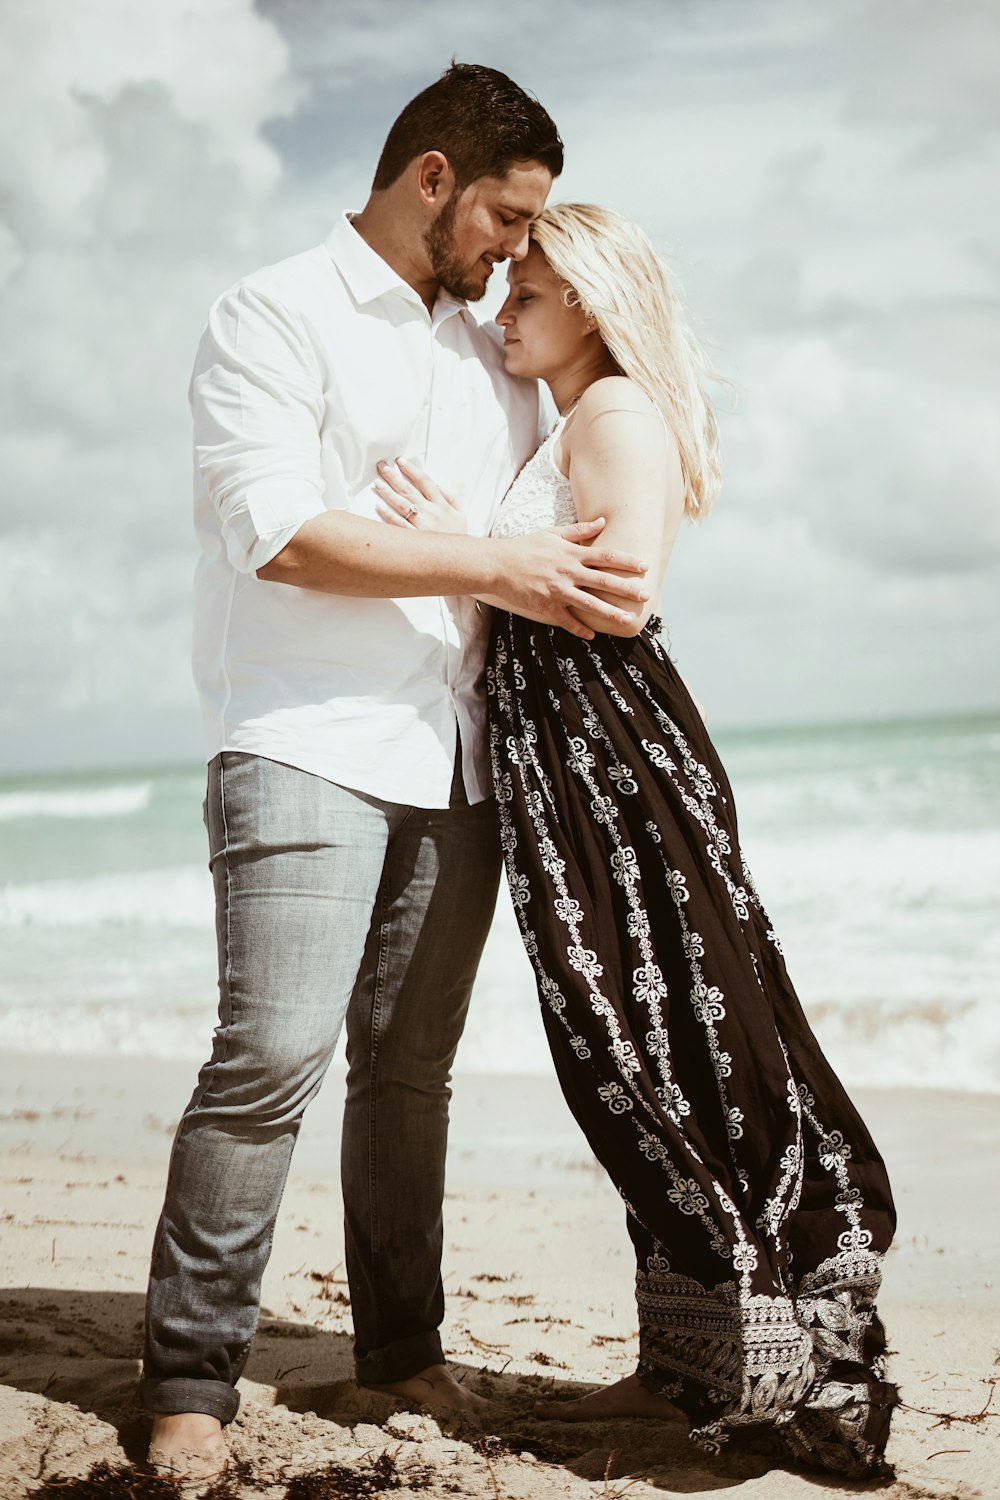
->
[374,204,896,1478]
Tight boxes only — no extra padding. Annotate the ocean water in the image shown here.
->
[1,714,997,1093]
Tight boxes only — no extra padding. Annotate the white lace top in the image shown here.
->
[490,416,577,539]
[490,406,669,645]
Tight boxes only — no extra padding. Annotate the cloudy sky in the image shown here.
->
[1,0,997,772]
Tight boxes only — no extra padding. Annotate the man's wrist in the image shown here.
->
[471,534,503,596]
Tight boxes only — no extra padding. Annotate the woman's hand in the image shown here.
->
[373,457,468,535]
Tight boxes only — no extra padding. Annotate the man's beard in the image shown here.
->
[423,197,490,302]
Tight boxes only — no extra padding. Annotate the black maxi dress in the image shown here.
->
[486,422,897,1478]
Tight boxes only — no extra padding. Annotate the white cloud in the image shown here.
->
[0,0,296,228]
[0,0,301,767]
[837,0,1000,137]
[0,0,997,770]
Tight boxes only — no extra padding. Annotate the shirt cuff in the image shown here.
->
[221,489,326,574]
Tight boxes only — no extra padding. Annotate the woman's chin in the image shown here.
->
[502,350,533,380]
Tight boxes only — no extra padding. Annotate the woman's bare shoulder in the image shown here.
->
[576,376,663,423]
[567,378,668,465]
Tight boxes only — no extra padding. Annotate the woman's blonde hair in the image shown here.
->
[529,203,722,517]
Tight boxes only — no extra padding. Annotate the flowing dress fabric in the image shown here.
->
[486,427,897,1477]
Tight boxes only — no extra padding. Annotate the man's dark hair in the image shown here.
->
[372,63,563,192]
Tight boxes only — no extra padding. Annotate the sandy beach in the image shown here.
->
[0,1057,996,1499]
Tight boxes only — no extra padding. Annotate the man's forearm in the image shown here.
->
[256,511,500,597]
[256,510,650,640]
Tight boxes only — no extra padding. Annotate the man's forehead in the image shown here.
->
[482,162,552,217]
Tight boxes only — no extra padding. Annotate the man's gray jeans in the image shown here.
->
[140,750,501,1422]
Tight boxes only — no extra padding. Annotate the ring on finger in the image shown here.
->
[406,503,418,519]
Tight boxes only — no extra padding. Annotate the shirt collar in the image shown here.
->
[325,212,469,325]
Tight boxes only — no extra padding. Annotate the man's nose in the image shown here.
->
[501,224,531,262]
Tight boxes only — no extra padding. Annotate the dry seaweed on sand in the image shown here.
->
[25,1458,259,1500]
[24,1453,436,1500]
[283,1451,432,1499]
[476,1436,509,1461]
[486,1428,578,1464]
[26,1460,185,1499]
[307,1270,350,1307]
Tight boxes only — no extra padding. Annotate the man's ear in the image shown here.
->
[415,150,455,207]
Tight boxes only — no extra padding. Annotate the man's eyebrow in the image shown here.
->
[499,203,540,221]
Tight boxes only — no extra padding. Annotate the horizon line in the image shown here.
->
[0,703,997,785]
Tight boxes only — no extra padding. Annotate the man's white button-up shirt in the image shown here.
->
[191,213,541,807]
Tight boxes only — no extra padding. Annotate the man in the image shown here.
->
[142,63,649,1479]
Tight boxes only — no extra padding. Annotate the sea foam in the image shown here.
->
[0,865,212,928]
[0,782,152,821]
[1,719,996,1094]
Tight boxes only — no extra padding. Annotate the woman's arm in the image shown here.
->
[559,378,685,637]
[369,454,653,629]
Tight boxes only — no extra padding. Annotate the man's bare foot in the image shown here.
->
[364,1362,491,1415]
[147,1412,229,1479]
[534,1373,686,1423]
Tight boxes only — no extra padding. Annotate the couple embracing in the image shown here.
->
[142,63,896,1483]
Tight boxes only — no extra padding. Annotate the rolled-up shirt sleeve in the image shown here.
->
[190,284,327,575]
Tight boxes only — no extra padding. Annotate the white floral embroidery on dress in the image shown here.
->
[484,421,894,1479]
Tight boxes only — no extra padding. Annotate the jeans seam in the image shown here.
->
[184,765,238,1166]
[219,757,233,1071]
[367,871,392,1266]
[198,756,236,1108]
[148,761,231,1292]
[145,758,237,1367]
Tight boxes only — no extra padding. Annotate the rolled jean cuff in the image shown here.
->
[139,1375,241,1425]
[355,1329,445,1387]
